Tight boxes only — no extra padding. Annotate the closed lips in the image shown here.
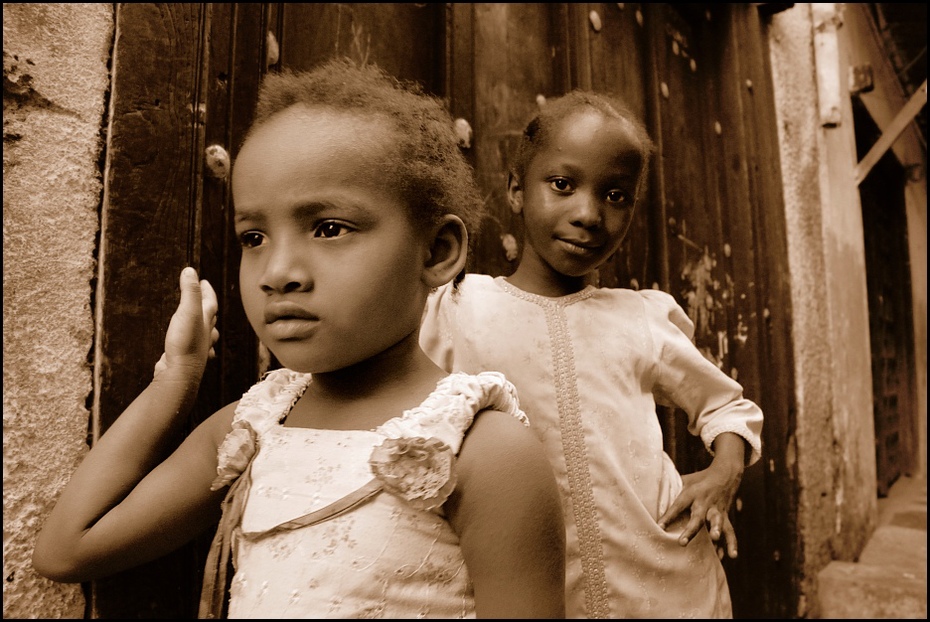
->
[559,238,599,249]
[264,302,318,323]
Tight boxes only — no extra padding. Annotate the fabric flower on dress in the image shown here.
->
[211,421,258,491]
[369,436,456,511]
[369,371,527,511]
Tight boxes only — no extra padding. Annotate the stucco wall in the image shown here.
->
[767,4,879,617]
[2,3,113,619]
[810,2,878,557]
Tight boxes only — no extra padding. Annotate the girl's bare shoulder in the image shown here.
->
[454,408,555,501]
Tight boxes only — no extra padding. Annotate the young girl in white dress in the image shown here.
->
[33,59,566,619]
[419,91,764,618]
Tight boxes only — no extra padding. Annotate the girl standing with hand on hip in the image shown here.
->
[420,90,763,618]
[33,59,566,620]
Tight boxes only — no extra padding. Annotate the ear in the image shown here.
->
[507,172,524,215]
[423,214,468,288]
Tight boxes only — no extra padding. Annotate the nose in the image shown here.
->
[259,239,312,294]
[569,193,603,229]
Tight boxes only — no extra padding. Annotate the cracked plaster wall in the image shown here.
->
[3,3,113,618]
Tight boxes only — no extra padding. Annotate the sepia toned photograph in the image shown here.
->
[4,3,925,619]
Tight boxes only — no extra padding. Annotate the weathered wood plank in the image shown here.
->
[589,1,652,290]
[278,3,445,93]
[207,3,266,408]
[726,5,796,616]
[696,5,773,616]
[469,3,556,277]
[91,3,210,617]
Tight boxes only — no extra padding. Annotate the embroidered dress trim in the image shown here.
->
[496,278,611,618]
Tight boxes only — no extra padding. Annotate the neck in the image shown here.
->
[507,262,592,297]
[294,330,447,430]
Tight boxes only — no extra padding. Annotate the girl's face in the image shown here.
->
[232,106,429,374]
[509,110,645,296]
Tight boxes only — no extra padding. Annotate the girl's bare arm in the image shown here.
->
[448,410,566,619]
[33,268,232,582]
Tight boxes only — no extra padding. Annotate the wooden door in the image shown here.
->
[643,6,797,616]
[90,4,271,618]
[94,3,795,617]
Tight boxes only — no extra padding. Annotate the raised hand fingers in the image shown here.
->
[208,326,220,359]
[200,277,219,359]
[178,267,205,321]
[163,268,220,368]
[200,278,218,324]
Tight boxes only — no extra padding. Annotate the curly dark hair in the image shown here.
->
[244,59,483,262]
[510,90,655,202]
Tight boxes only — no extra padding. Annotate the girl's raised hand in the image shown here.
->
[154,267,219,379]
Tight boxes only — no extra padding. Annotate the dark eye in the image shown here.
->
[314,221,351,238]
[606,189,630,205]
[238,231,265,249]
[548,178,573,193]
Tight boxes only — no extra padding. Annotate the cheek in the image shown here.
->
[238,265,263,319]
[521,203,556,236]
[372,249,428,306]
[611,208,635,235]
[238,262,257,296]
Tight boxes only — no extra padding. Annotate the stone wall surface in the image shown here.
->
[2,3,113,619]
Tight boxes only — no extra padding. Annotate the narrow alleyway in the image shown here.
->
[817,473,927,618]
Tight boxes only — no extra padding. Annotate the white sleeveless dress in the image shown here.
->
[202,368,527,619]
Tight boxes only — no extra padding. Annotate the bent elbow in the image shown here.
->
[32,536,89,584]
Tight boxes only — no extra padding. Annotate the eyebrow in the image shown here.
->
[233,209,265,225]
[544,162,636,179]
[234,201,367,225]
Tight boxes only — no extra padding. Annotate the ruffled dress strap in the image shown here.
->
[377,370,528,452]
[370,370,528,510]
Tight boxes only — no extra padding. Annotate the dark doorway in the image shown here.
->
[853,96,919,496]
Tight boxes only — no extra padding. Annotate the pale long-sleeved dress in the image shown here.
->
[420,274,763,619]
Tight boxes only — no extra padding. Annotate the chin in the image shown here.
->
[274,352,365,375]
[264,347,320,374]
[557,265,600,280]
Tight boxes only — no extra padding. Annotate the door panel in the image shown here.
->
[468,3,561,276]
[91,4,216,618]
[275,3,445,92]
